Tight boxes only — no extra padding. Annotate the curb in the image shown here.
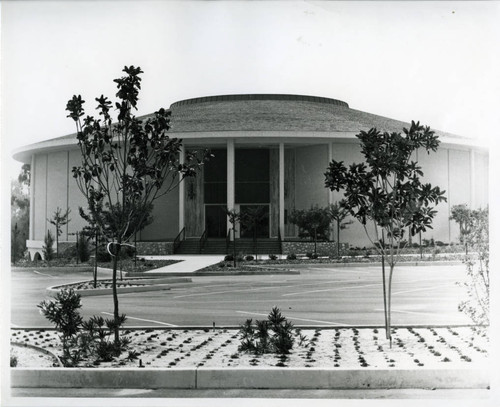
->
[47,284,173,297]
[268,261,464,269]
[46,277,192,297]
[11,366,489,390]
[129,270,301,277]
[11,342,63,367]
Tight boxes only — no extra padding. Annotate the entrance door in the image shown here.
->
[205,205,227,238]
[240,205,270,238]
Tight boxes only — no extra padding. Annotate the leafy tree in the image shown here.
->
[288,205,330,255]
[225,208,241,267]
[458,207,489,329]
[48,207,71,257]
[327,200,353,257]
[66,66,208,345]
[450,204,473,254]
[42,230,55,261]
[18,163,31,187]
[240,205,268,257]
[11,179,29,262]
[325,121,446,345]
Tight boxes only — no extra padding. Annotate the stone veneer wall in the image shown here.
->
[282,241,349,257]
[136,241,174,256]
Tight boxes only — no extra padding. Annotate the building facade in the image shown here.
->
[13,94,489,259]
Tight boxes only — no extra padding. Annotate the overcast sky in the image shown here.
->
[2,0,500,177]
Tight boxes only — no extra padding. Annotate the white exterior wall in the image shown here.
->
[32,154,47,241]
[139,184,180,241]
[26,140,488,253]
[294,145,329,209]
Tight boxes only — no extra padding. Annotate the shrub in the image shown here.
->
[458,207,489,329]
[77,234,91,262]
[60,244,78,259]
[286,253,297,260]
[38,288,83,366]
[10,355,18,367]
[96,245,112,262]
[245,255,255,261]
[238,307,306,355]
[42,230,55,261]
[224,254,234,262]
[268,254,278,260]
[80,314,130,363]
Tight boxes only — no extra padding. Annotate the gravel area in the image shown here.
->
[11,343,60,368]
[10,327,489,369]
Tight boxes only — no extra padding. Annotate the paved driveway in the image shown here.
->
[11,264,471,328]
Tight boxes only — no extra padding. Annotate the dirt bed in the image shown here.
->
[11,327,488,369]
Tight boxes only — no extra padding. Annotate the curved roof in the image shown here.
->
[13,94,479,163]
[168,94,457,136]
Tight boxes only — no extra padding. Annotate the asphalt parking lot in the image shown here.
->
[10,263,471,328]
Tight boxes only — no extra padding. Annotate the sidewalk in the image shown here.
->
[139,255,225,273]
[9,387,492,400]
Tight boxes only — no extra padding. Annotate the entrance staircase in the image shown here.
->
[175,238,282,255]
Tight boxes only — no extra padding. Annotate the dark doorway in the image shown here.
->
[205,205,227,238]
[240,205,270,238]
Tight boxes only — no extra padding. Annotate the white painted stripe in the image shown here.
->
[101,312,178,327]
[392,284,453,295]
[174,278,369,299]
[236,311,351,326]
[283,282,383,297]
[373,308,437,316]
[33,270,55,278]
[308,267,372,273]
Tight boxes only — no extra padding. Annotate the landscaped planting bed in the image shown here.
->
[54,278,160,291]
[11,327,488,369]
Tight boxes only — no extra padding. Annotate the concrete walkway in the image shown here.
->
[138,255,225,273]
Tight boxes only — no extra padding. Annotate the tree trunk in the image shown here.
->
[112,243,121,345]
[337,222,340,257]
[94,232,98,288]
[387,262,395,348]
[233,226,236,268]
[381,232,389,342]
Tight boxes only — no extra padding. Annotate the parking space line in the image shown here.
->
[373,308,437,316]
[174,278,371,299]
[33,270,55,278]
[283,282,382,297]
[101,312,178,327]
[393,283,452,295]
[236,311,351,326]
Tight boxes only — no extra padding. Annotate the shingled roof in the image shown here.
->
[168,94,460,138]
[14,94,471,162]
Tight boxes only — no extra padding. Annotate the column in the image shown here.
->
[227,139,235,240]
[470,149,476,208]
[279,143,285,239]
[179,145,185,232]
[29,154,35,240]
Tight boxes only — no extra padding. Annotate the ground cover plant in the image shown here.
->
[38,288,129,366]
[11,326,489,369]
[238,307,308,356]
